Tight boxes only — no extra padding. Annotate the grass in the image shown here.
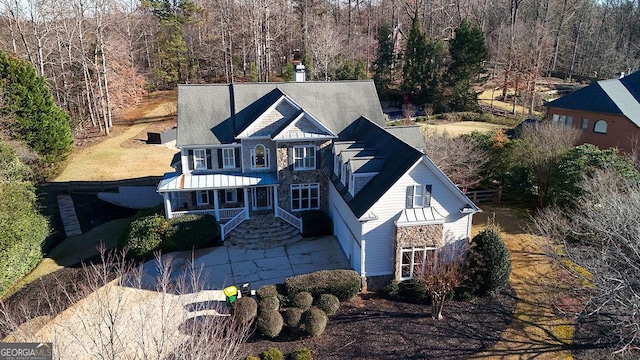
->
[2,218,132,300]
[472,203,581,359]
[421,121,507,137]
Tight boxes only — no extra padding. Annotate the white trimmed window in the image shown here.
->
[251,144,270,169]
[196,190,209,206]
[594,120,607,134]
[293,145,316,170]
[222,148,235,169]
[407,185,432,208]
[225,189,237,203]
[291,183,320,211]
[552,114,573,127]
[401,246,436,280]
[193,149,207,170]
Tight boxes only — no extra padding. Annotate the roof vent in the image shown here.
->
[294,63,306,82]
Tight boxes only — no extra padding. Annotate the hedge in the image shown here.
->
[300,210,332,237]
[285,269,360,301]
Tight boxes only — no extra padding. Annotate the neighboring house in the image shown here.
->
[544,71,640,153]
[157,80,480,288]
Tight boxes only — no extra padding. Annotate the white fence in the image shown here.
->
[276,206,303,232]
[220,210,248,241]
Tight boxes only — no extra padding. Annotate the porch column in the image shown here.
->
[213,190,220,221]
[273,185,279,216]
[244,188,250,218]
[163,193,172,219]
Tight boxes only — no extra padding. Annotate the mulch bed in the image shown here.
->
[243,288,516,359]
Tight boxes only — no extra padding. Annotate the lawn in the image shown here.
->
[422,121,507,136]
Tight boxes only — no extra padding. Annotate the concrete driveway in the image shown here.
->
[141,235,350,290]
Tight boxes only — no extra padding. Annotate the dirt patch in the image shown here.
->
[243,290,516,359]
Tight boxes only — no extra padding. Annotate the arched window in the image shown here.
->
[251,144,270,169]
[594,120,608,134]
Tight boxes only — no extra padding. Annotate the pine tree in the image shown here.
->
[373,22,395,95]
[444,19,488,111]
[0,51,72,166]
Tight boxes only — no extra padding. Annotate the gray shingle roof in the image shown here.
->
[545,71,640,127]
[384,125,427,150]
[176,81,385,146]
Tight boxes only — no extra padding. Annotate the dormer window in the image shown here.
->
[251,144,270,169]
[193,149,207,170]
[293,145,316,170]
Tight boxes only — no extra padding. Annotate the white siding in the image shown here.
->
[362,159,472,276]
[328,183,363,274]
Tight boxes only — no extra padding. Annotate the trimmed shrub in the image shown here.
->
[257,310,283,338]
[382,280,400,299]
[314,294,339,316]
[300,210,332,237]
[232,296,257,324]
[304,307,328,337]
[258,296,280,312]
[398,278,429,303]
[246,356,260,360]
[291,291,313,311]
[466,226,511,296]
[290,348,313,360]
[261,347,283,360]
[282,307,304,332]
[121,215,171,257]
[167,214,220,249]
[285,269,360,301]
[256,285,279,299]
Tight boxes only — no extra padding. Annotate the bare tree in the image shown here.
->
[0,247,252,359]
[422,128,491,189]
[534,169,640,354]
[417,243,468,320]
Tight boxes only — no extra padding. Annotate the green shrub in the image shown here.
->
[232,296,257,324]
[304,307,327,337]
[257,310,283,338]
[167,214,220,249]
[245,356,260,360]
[133,204,164,220]
[300,210,332,237]
[285,269,360,301]
[291,291,313,311]
[121,214,171,257]
[258,296,280,312]
[290,348,313,360]
[256,285,279,299]
[398,278,429,303]
[282,307,303,332]
[314,294,339,316]
[382,280,400,299]
[466,226,511,296]
[261,347,283,360]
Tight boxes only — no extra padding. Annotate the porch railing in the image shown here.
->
[172,209,216,218]
[220,210,248,241]
[219,207,245,221]
[276,206,303,233]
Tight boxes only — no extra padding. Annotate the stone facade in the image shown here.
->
[393,224,443,281]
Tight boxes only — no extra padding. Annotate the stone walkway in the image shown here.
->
[57,194,82,236]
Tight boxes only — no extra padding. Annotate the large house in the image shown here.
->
[157,80,480,288]
[544,71,640,153]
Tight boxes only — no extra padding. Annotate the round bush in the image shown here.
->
[245,357,260,360]
[257,310,283,338]
[382,280,400,299]
[467,226,511,296]
[260,347,283,360]
[314,294,339,316]
[398,278,429,303]
[282,307,303,331]
[258,296,280,312]
[232,296,257,324]
[291,291,313,310]
[304,307,327,337]
[290,348,313,360]
[256,285,279,299]
[124,215,170,257]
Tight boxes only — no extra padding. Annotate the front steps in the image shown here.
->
[225,213,302,249]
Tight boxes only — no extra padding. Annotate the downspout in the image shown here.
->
[360,234,367,292]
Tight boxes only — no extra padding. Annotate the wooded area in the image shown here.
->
[1,0,638,135]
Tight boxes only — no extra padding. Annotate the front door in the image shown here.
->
[252,186,272,210]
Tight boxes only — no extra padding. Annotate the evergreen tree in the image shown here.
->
[146,0,201,87]
[402,18,445,107]
[373,22,395,95]
[0,51,72,166]
[444,19,488,111]
[335,59,367,80]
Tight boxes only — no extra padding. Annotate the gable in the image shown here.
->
[237,97,300,138]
